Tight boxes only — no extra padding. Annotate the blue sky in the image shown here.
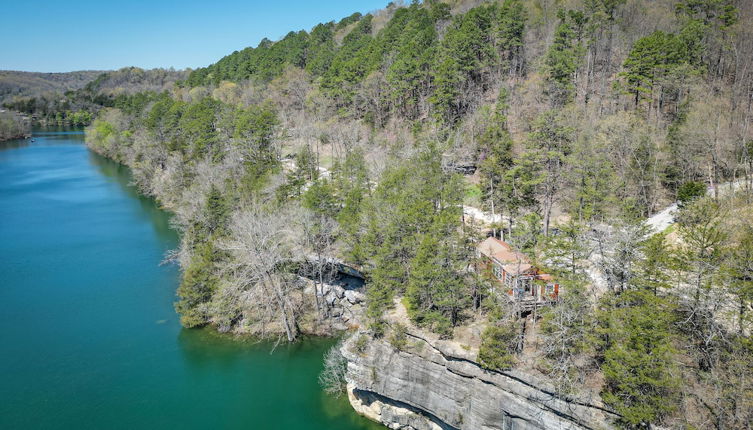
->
[1,0,387,72]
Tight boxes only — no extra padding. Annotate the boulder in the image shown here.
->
[344,289,365,304]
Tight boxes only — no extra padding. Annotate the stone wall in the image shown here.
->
[341,332,617,430]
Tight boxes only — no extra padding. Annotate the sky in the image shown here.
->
[0,0,388,73]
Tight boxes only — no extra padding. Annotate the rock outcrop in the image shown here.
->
[341,332,617,430]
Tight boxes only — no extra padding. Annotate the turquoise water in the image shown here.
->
[0,129,380,429]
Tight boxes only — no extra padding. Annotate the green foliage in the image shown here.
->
[302,179,339,218]
[478,89,514,214]
[541,219,588,277]
[725,226,753,333]
[320,15,379,107]
[353,334,369,355]
[478,322,520,371]
[635,232,673,295]
[179,97,222,157]
[329,149,370,263]
[618,30,696,106]
[176,240,223,328]
[597,289,680,427]
[675,0,738,29]
[388,323,408,350]
[430,1,525,123]
[382,4,439,120]
[405,229,470,337]
[204,186,231,238]
[364,148,466,332]
[278,145,319,201]
[0,111,29,141]
[544,10,587,106]
[677,180,706,207]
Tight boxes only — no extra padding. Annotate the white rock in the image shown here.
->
[344,290,364,304]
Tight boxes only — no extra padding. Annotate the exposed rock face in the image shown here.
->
[319,279,366,330]
[341,333,617,430]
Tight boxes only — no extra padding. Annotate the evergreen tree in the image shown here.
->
[598,289,680,427]
[544,10,588,106]
[478,89,514,226]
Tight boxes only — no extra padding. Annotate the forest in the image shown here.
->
[82,0,753,428]
[0,67,186,126]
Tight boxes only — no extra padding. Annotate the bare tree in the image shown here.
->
[318,338,348,397]
[299,210,338,319]
[219,206,303,341]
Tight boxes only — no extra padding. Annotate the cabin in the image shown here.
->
[476,237,559,310]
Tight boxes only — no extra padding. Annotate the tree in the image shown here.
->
[219,207,303,341]
[618,31,685,107]
[597,222,648,293]
[300,210,338,320]
[539,282,593,396]
[635,232,673,296]
[544,10,587,106]
[541,219,589,277]
[495,0,527,76]
[676,198,728,308]
[319,338,348,397]
[676,198,729,370]
[363,148,465,334]
[724,226,753,334]
[478,321,520,371]
[597,289,680,427]
[677,180,706,207]
[525,110,573,236]
[175,240,222,328]
[478,89,514,232]
[406,223,470,336]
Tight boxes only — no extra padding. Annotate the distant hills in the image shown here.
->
[0,67,188,124]
[0,70,102,103]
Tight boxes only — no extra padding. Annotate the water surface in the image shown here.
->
[0,129,380,429]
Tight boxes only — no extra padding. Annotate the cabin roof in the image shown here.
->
[477,237,550,277]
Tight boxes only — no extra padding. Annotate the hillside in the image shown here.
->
[83,0,753,428]
[0,70,102,103]
[1,67,187,125]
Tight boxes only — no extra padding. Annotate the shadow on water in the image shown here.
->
[175,328,385,430]
[87,149,178,245]
[0,138,30,152]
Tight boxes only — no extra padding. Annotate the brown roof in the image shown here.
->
[478,237,533,273]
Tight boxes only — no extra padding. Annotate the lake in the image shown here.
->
[0,128,381,429]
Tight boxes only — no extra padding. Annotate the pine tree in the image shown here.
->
[598,289,680,427]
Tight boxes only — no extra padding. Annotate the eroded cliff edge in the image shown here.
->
[341,332,617,430]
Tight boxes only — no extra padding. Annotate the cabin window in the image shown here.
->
[546,284,555,295]
[521,278,533,295]
[492,264,503,280]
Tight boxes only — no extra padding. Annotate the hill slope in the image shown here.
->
[83,1,753,428]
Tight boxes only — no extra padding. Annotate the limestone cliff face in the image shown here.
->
[341,333,617,430]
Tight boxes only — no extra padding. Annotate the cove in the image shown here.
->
[0,129,381,430]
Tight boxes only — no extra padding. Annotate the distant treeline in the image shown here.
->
[1,67,187,126]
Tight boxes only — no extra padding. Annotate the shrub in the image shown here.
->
[389,323,408,350]
[478,322,519,371]
[677,181,706,207]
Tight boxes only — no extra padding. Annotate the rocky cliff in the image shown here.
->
[341,332,617,430]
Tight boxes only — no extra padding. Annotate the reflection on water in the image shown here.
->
[0,138,30,152]
[87,148,179,246]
